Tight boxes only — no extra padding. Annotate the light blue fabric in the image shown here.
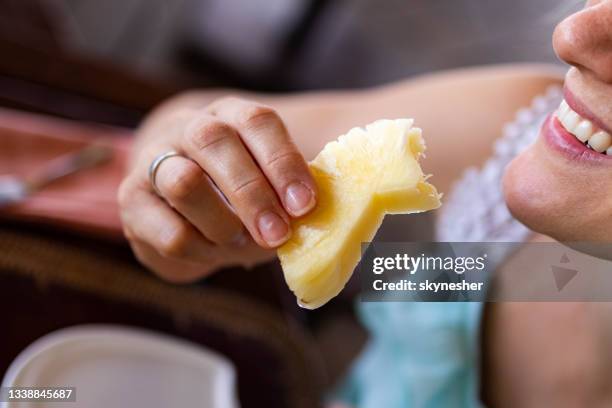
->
[331,90,561,407]
[333,301,484,408]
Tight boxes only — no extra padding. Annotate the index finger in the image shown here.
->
[209,97,317,217]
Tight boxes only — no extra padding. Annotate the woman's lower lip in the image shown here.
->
[541,114,612,164]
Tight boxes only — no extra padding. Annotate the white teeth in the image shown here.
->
[574,120,594,142]
[561,110,580,132]
[558,100,570,118]
[588,131,612,153]
[556,99,612,155]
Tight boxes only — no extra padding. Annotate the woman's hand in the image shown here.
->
[118,96,317,282]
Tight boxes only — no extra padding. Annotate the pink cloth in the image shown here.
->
[0,108,132,241]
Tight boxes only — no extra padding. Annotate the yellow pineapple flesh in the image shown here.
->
[278,119,441,309]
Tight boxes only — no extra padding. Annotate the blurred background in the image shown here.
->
[0,1,581,407]
[1,0,578,126]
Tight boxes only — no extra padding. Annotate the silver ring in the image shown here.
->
[149,150,182,196]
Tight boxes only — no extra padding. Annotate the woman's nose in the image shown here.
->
[553,0,612,83]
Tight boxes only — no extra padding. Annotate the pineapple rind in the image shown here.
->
[278,119,441,309]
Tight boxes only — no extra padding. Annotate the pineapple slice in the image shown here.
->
[278,119,441,309]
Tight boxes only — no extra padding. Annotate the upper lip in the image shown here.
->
[563,86,612,136]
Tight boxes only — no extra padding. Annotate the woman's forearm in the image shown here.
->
[120,63,563,279]
[138,63,563,193]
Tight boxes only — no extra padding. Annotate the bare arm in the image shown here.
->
[123,63,563,281]
[143,63,563,193]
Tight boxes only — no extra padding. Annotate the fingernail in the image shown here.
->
[285,182,315,216]
[257,211,290,246]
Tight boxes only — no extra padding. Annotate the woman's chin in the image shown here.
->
[503,136,612,242]
[503,146,555,236]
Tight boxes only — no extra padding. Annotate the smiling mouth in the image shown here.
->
[556,99,612,154]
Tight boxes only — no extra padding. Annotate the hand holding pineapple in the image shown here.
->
[120,97,440,307]
[118,97,318,282]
